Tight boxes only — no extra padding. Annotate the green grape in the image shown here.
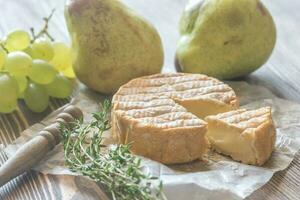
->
[61,66,76,78]
[45,74,73,98]
[24,82,49,112]
[28,59,57,84]
[5,30,31,51]
[5,51,32,76]
[31,38,54,61]
[50,42,72,71]
[0,47,7,70]
[13,75,28,94]
[23,45,33,57]
[0,73,19,113]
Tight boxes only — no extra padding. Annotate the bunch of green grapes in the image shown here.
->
[0,28,75,113]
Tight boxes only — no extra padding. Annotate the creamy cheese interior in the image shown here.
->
[207,121,256,164]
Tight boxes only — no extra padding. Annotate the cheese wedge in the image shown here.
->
[112,73,238,164]
[205,107,276,166]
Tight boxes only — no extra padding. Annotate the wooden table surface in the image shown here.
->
[1,0,300,199]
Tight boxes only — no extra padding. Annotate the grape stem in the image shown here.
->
[0,43,9,53]
[31,9,55,42]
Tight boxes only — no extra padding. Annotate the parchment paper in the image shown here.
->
[4,82,300,200]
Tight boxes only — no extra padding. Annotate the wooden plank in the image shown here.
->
[0,0,300,199]
[0,149,52,200]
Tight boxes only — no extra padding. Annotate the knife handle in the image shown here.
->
[0,105,83,187]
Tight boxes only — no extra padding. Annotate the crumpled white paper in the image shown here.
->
[4,82,300,200]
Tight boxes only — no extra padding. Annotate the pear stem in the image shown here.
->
[0,43,9,53]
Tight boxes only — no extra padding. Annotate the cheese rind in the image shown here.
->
[113,98,209,164]
[115,112,208,164]
[205,107,276,166]
[112,73,238,164]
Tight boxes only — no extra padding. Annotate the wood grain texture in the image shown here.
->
[0,0,300,199]
[0,105,83,188]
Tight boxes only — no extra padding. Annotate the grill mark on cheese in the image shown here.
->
[116,85,234,104]
[114,91,236,106]
[130,118,203,128]
[136,73,200,82]
[117,110,204,128]
[155,112,200,121]
[119,105,186,119]
[117,85,174,94]
[117,84,231,95]
[123,73,222,90]
[124,78,222,89]
[219,108,269,124]
[114,99,175,110]
[118,82,230,95]
[120,109,203,120]
[130,111,200,121]
[237,116,269,129]
[113,94,167,102]
[207,107,271,130]
[172,81,223,90]
[139,118,203,128]
[176,90,235,101]
[124,76,202,87]
[209,108,245,118]
[124,77,201,87]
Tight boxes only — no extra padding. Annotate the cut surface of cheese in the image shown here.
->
[112,73,238,164]
[205,107,276,166]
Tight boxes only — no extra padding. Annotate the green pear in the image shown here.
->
[65,0,164,94]
[176,0,276,79]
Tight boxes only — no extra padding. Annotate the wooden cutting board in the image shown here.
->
[1,0,300,199]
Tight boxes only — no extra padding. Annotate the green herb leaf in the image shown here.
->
[60,100,164,200]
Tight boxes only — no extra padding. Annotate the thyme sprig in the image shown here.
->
[60,100,164,200]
